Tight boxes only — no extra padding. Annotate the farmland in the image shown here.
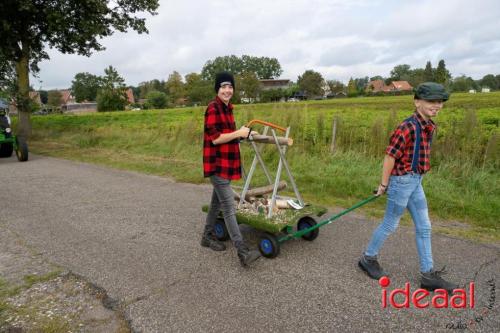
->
[26,92,499,241]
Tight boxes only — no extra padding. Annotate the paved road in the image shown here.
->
[1,155,498,332]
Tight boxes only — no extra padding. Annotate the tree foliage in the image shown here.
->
[236,71,261,101]
[297,70,324,98]
[96,66,127,112]
[139,79,166,99]
[184,73,212,106]
[71,72,103,102]
[47,90,63,107]
[435,59,451,85]
[165,71,185,105]
[0,0,159,135]
[145,90,168,109]
[201,55,282,81]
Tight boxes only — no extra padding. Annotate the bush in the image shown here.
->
[146,91,168,109]
[96,89,127,112]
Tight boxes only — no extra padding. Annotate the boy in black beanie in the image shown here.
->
[202,71,261,267]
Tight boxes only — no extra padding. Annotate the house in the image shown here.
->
[29,91,42,105]
[366,79,386,93]
[468,89,476,94]
[126,88,135,104]
[59,89,76,105]
[366,80,413,94]
[259,79,291,91]
[481,87,491,93]
[388,81,413,91]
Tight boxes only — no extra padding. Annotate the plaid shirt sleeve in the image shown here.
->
[204,102,221,142]
[385,124,409,160]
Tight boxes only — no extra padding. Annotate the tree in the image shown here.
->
[408,68,426,88]
[236,71,261,102]
[96,66,127,112]
[480,74,498,90]
[47,90,63,107]
[451,75,477,92]
[0,0,159,136]
[184,73,213,106]
[389,64,412,82]
[424,61,434,82]
[145,91,167,109]
[347,78,357,97]
[71,72,102,102]
[435,59,451,85]
[354,77,369,95]
[0,56,16,100]
[139,79,166,99]
[165,71,185,105]
[369,76,385,82]
[39,90,48,104]
[297,70,324,98]
[241,55,283,79]
[326,80,345,94]
[201,55,282,81]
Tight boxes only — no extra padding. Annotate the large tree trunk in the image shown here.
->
[15,52,31,138]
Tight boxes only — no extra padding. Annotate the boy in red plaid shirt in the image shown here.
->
[201,72,261,267]
[359,82,458,293]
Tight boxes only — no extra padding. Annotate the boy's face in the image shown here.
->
[217,84,233,104]
[414,99,444,120]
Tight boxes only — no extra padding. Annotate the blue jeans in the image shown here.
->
[364,174,433,273]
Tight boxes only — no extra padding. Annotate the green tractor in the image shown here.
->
[0,101,28,162]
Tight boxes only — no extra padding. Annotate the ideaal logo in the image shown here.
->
[379,276,475,309]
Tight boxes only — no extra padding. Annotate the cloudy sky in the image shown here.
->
[34,0,500,90]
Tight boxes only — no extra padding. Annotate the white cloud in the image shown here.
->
[33,0,500,89]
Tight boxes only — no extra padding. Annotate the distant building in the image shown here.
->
[259,79,291,91]
[481,87,491,93]
[126,88,135,104]
[366,80,413,94]
[469,89,477,94]
[366,79,386,93]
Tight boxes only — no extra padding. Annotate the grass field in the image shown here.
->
[24,92,499,242]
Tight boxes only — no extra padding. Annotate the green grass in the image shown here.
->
[23,92,500,242]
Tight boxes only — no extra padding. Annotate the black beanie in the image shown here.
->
[214,71,235,93]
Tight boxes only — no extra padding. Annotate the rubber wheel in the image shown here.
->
[259,233,280,258]
[0,142,13,158]
[15,136,28,162]
[297,216,319,241]
[214,218,230,241]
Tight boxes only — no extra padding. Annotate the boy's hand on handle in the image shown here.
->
[375,183,387,196]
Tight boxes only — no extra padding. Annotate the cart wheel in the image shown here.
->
[15,136,28,162]
[259,233,280,258]
[297,216,319,241]
[214,218,230,241]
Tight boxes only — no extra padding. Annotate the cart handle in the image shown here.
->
[278,194,379,243]
[246,119,287,133]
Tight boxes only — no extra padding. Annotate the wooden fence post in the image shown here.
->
[330,116,338,154]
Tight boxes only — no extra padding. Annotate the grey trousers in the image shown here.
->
[205,175,243,246]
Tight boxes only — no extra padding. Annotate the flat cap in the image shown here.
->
[414,82,449,101]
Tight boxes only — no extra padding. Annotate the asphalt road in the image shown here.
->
[1,154,498,332]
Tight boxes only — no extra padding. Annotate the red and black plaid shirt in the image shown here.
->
[386,112,436,176]
[203,96,242,180]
